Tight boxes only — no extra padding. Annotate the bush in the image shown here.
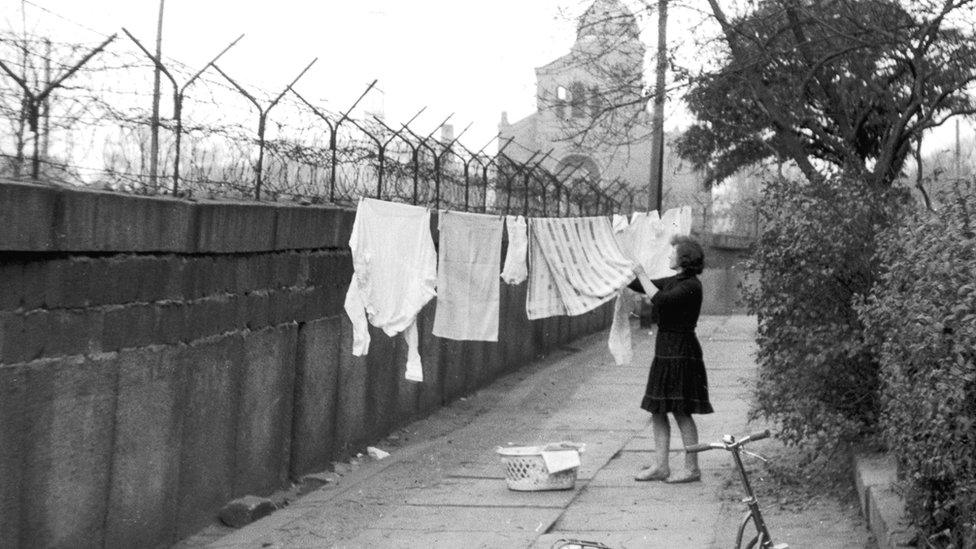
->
[858,181,976,546]
[743,176,904,452]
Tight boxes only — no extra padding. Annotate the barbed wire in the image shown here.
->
[0,12,648,217]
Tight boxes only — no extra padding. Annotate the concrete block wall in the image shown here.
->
[0,180,613,549]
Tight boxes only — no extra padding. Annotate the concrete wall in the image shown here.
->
[0,180,613,549]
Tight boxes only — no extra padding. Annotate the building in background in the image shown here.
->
[498,0,705,219]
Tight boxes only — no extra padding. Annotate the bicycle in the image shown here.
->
[686,429,789,549]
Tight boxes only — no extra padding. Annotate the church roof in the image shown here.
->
[535,51,577,74]
[577,0,640,41]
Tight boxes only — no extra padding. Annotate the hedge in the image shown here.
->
[858,182,976,546]
[743,176,903,451]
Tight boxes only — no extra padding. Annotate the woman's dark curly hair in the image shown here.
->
[671,235,704,275]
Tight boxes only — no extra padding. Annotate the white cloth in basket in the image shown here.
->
[540,449,581,473]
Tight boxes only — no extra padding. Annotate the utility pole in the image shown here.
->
[648,0,667,212]
[149,0,165,191]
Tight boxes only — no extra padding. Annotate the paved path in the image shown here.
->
[208,316,859,548]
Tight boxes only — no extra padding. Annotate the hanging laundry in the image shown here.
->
[662,205,693,243]
[432,211,504,342]
[344,198,437,382]
[500,215,528,285]
[621,207,692,281]
[615,210,656,266]
[612,214,629,234]
[608,287,640,365]
[526,216,636,320]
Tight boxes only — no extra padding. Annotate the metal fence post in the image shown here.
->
[0,33,117,180]
[214,58,316,199]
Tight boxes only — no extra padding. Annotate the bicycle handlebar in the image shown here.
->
[684,430,772,453]
[684,442,720,453]
[742,429,771,443]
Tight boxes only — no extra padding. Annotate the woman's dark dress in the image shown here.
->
[629,274,714,415]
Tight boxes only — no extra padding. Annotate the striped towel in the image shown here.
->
[526,216,637,320]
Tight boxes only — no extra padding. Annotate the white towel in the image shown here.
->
[432,211,504,342]
[344,198,437,382]
[500,215,528,285]
[526,216,636,320]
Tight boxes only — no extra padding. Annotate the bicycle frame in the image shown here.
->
[730,443,775,548]
[687,431,788,549]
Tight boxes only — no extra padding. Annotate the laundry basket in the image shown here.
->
[496,442,584,491]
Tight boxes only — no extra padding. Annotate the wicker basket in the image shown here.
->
[496,443,583,491]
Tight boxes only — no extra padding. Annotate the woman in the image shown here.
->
[630,235,713,483]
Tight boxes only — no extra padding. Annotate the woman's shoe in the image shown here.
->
[664,469,701,483]
[635,467,669,481]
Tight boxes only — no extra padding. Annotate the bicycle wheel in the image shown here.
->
[735,512,754,548]
[743,532,764,549]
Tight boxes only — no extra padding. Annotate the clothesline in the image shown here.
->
[370,204,640,221]
[343,197,692,383]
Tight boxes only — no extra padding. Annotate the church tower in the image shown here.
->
[499,0,653,193]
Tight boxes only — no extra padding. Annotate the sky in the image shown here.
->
[6,0,603,148]
[3,0,971,155]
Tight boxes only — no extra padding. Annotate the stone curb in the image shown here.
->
[854,452,917,549]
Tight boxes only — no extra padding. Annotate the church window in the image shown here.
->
[555,86,568,119]
[570,81,587,118]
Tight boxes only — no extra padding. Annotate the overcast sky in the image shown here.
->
[7,0,607,147]
[4,0,971,155]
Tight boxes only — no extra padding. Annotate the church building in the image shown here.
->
[498,0,704,212]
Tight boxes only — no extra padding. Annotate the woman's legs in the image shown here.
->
[636,412,671,480]
[670,412,701,482]
[652,412,671,472]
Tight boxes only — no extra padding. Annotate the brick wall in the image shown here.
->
[0,180,612,548]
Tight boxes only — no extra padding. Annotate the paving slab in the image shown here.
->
[552,487,722,532]
[335,529,537,549]
[368,504,563,533]
[534,529,712,548]
[405,477,580,508]
[538,410,648,432]
[204,316,866,549]
[586,451,727,488]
